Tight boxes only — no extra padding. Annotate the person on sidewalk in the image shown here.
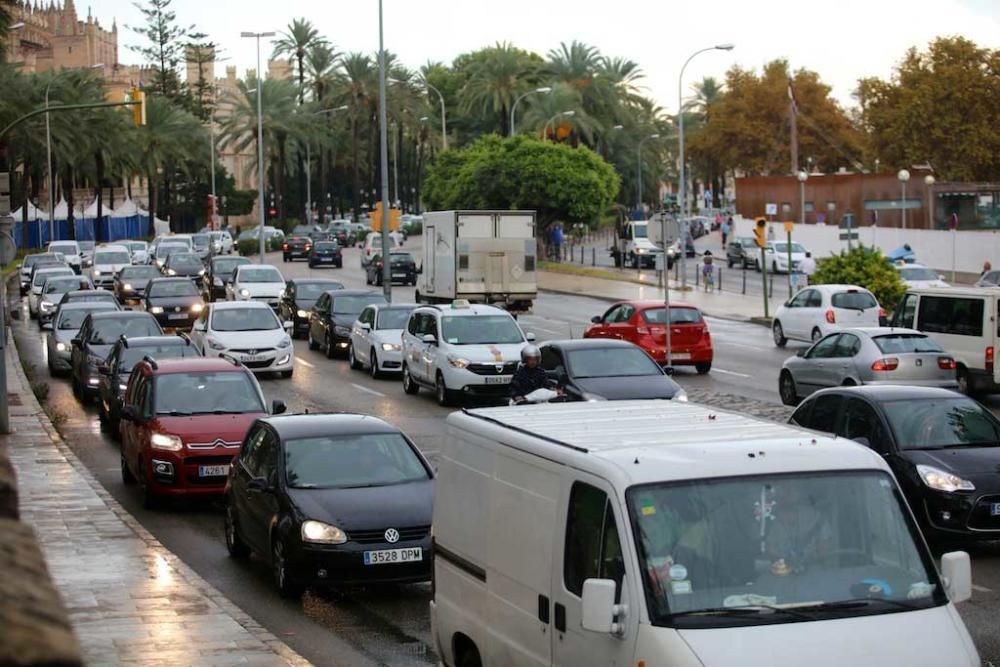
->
[702,250,715,292]
[720,218,731,250]
[552,224,564,263]
[799,252,817,286]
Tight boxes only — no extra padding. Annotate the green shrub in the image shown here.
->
[237,238,260,256]
[268,236,283,251]
[811,245,906,312]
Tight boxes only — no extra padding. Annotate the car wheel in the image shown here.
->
[457,646,483,667]
[435,372,453,407]
[369,348,381,379]
[325,332,336,359]
[773,261,779,274]
[308,328,319,351]
[695,361,712,375]
[348,343,362,370]
[402,364,420,395]
[225,503,251,559]
[811,327,823,343]
[727,258,733,268]
[779,371,800,406]
[957,366,972,395]
[272,538,304,599]
[772,321,787,347]
[120,452,136,485]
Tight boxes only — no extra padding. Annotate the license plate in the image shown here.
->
[199,465,229,477]
[485,375,512,384]
[168,313,188,320]
[670,352,691,360]
[242,354,262,363]
[991,503,1000,516]
[363,547,422,565]
[320,257,333,262]
[392,274,406,278]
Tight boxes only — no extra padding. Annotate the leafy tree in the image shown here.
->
[185,33,218,121]
[811,245,905,312]
[128,0,193,101]
[459,42,544,136]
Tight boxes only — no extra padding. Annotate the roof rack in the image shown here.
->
[218,352,242,367]
[142,355,158,370]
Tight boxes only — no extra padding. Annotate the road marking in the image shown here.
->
[972,584,993,593]
[295,357,315,368]
[351,383,386,397]
[711,367,751,378]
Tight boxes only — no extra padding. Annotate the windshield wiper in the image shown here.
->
[157,410,192,416]
[794,598,922,613]
[669,604,813,622]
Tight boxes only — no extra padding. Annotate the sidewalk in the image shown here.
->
[2,336,310,666]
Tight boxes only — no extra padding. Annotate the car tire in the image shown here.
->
[308,328,319,351]
[435,372,453,407]
[457,646,483,667]
[695,361,712,375]
[272,538,304,599]
[369,348,381,379]
[957,366,972,395]
[138,463,160,510]
[325,332,336,359]
[121,452,136,485]
[225,503,251,559]
[348,343,362,370]
[811,327,823,343]
[772,321,787,347]
[779,371,800,406]
[402,364,419,395]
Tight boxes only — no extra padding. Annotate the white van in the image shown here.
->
[431,400,978,667]
[891,287,997,394]
[361,231,401,267]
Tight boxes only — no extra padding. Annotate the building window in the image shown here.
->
[805,202,815,213]
[826,201,837,212]
[781,202,791,214]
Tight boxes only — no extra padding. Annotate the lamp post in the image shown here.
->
[678,43,733,290]
[543,110,575,142]
[305,105,348,224]
[376,0,391,298]
[391,78,448,152]
[897,168,910,230]
[510,87,552,137]
[924,174,936,229]
[793,170,808,297]
[636,133,660,213]
[241,31,275,264]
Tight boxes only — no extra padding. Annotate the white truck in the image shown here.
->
[416,210,537,314]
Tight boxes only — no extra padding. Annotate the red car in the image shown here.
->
[584,300,713,374]
[119,356,285,507]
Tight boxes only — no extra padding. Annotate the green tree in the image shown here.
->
[811,245,905,312]
[135,95,206,222]
[128,0,193,101]
[459,42,544,136]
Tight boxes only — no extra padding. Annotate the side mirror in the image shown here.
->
[71,338,81,347]
[941,551,972,603]
[283,321,294,331]
[421,334,437,345]
[271,399,287,415]
[525,332,536,342]
[359,321,371,330]
[581,579,622,634]
[590,316,602,324]
[795,349,806,357]
[122,405,141,423]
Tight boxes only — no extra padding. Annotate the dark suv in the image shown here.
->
[282,236,312,262]
[726,236,761,269]
[202,255,251,302]
[71,311,163,400]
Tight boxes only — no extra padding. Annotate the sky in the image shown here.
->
[85,0,1000,109]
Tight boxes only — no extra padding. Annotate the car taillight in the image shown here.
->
[282,243,288,250]
[987,346,994,372]
[871,357,899,371]
[825,309,836,324]
[636,326,650,335]
[879,307,886,318]
[938,357,957,370]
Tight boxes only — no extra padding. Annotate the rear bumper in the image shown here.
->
[641,340,713,365]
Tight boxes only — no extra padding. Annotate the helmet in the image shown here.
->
[521,345,541,362]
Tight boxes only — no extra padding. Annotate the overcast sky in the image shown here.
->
[87,0,1000,109]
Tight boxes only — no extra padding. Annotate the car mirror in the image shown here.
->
[581,579,621,634]
[122,405,142,423]
[525,332,536,342]
[70,338,81,347]
[421,334,437,345]
[590,316,602,324]
[359,322,371,330]
[941,551,972,603]
[271,399,287,415]
[796,349,806,357]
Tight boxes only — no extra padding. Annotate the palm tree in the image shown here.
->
[689,76,725,206]
[336,52,376,219]
[460,42,541,136]
[306,42,342,222]
[137,96,207,222]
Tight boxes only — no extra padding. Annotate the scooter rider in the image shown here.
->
[510,345,556,403]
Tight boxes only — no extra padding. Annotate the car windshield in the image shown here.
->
[284,433,429,489]
[641,307,703,324]
[95,251,131,265]
[148,281,198,298]
[390,253,414,264]
[899,267,938,281]
[126,242,146,252]
[88,317,161,344]
[296,282,341,299]
[831,291,877,310]
[441,314,524,345]
[34,269,72,286]
[238,267,283,283]
[43,276,83,293]
[211,258,247,275]
[57,305,116,329]
[314,241,338,251]
[772,242,806,254]
[332,294,387,314]
[78,241,95,252]
[120,343,199,371]
[191,234,209,247]
[212,307,278,332]
[157,244,186,257]
[872,334,943,354]
[120,266,160,280]
[632,224,648,239]
[153,371,264,415]
[64,292,116,305]
[568,347,662,378]
[883,398,1000,449]
[377,308,411,329]
[629,471,943,629]
[168,254,203,269]
[49,243,78,254]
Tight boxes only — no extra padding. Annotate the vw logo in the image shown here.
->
[384,528,400,544]
[915,359,923,367]
[174,306,181,313]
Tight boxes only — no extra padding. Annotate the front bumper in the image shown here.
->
[49,347,72,371]
[921,489,1000,540]
[144,451,238,497]
[376,349,403,372]
[288,536,432,586]
[443,367,514,397]
[215,349,293,373]
[151,311,199,330]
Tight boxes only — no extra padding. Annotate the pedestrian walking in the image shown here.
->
[720,218,730,250]
[799,251,817,286]
[552,224,564,262]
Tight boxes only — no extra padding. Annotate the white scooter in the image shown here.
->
[509,388,561,406]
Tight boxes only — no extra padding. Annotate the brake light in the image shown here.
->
[636,326,650,335]
[825,309,836,324]
[879,307,886,318]
[871,357,899,371]
[938,357,956,370]
[987,346,994,372]
[282,243,288,250]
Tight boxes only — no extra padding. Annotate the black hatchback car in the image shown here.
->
[163,252,206,280]
[114,264,162,304]
[224,413,434,597]
[143,277,205,330]
[202,255,251,302]
[279,278,344,338]
[538,339,685,401]
[307,240,343,268]
[790,385,1000,544]
[308,290,388,358]
[365,250,417,286]
[71,311,163,400]
[283,236,312,262]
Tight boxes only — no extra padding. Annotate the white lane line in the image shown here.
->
[972,584,993,593]
[295,357,315,368]
[351,383,386,397]
[711,367,751,378]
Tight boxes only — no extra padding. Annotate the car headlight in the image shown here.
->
[191,303,203,313]
[334,325,351,336]
[239,288,250,298]
[40,301,53,312]
[206,337,226,351]
[122,283,133,292]
[150,432,183,452]
[916,464,974,492]
[381,342,401,352]
[150,306,164,314]
[277,337,292,349]
[301,520,347,544]
[56,342,67,352]
[167,269,177,275]
[296,309,308,318]
[93,269,101,276]
[448,354,470,369]
[673,388,689,402]
[119,383,129,392]
[635,248,646,254]
[198,269,206,276]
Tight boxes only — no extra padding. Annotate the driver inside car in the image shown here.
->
[510,345,558,404]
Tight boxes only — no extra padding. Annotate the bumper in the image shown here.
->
[309,255,342,265]
[215,350,293,373]
[387,272,416,284]
[377,349,403,372]
[966,368,1000,394]
[288,537,432,586]
[144,451,237,497]
[643,342,713,365]
[285,249,310,259]
[921,491,1000,540]
[152,312,199,330]
[38,307,57,325]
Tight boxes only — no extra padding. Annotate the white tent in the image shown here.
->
[82,198,110,219]
[153,217,170,237]
[52,198,68,219]
[11,201,44,220]
[111,198,139,218]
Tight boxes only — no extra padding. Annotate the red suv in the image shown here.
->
[119,356,285,507]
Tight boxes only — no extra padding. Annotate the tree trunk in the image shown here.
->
[64,171,75,241]
[278,134,287,226]
[95,151,104,243]
[297,53,307,223]
[149,172,159,226]
[351,116,360,221]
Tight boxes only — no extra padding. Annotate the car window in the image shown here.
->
[376,308,411,330]
[153,371,264,415]
[332,294,388,314]
[807,334,841,359]
[136,376,152,418]
[602,305,623,323]
[641,307,702,324]
[94,250,132,265]
[441,314,523,345]
[315,294,330,312]
[241,427,268,478]
[564,482,624,602]
[806,394,843,432]
[831,291,878,310]
[617,305,636,322]
[238,266,283,283]
[842,398,889,454]
[57,305,115,330]
[895,293,917,328]
[283,433,430,489]
[916,296,984,337]
[788,290,811,308]
[120,343,198,370]
[567,348,662,378]
[211,307,279,332]
[296,282,340,299]
[540,347,565,375]
[120,266,160,280]
[789,399,812,427]
[89,317,161,343]
[255,429,278,483]
[806,290,823,308]
[883,398,1000,450]
[872,334,943,354]
[833,333,861,357]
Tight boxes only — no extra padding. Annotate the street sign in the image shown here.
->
[839,232,859,241]
[783,221,794,233]
[765,203,778,215]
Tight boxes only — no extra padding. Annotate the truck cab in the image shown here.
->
[621,220,664,269]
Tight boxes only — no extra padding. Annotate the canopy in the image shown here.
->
[111,198,140,218]
[11,201,44,220]
[83,198,109,219]
[52,198,68,219]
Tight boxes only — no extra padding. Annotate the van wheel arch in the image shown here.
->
[452,634,481,667]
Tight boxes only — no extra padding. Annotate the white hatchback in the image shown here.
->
[348,303,417,377]
[48,241,82,273]
[895,262,949,289]
[764,240,808,274]
[226,264,286,309]
[773,284,881,346]
[189,301,295,377]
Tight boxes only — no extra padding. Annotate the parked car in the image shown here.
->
[20,252,66,295]
[348,303,416,377]
[143,277,205,331]
[790,385,1000,544]
[37,274,93,326]
[773,285,882,347]
[778,328,958,406]
[308,290,388,359]
[896,262,949,289]
[120,356,282,508]
[726,236,761,269]
[97,334,202,434]
[282,235,312,262]
[189,301,295,378]
[763,240,808,274]
[279,278,344,339]
[91,244,133,289]
[226,264,286,309]
[365,250,417,286]
[202,255,251,302]
[162,252,206,280]
[46,302,120,376]
[70,311,163,400]
[47,240,83,273]
[538,339,685,401]
[28,265,75,318]
[307,240,343,268]
[114,264,161,304]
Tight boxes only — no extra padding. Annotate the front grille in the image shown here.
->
[243,359,274,369]
[183,454,235,466]
[229,348,275,355]
[348,525,430,544]
[967,495,1000,530]
[467,362,518,376]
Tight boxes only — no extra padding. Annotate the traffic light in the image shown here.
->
[389,207,401,231]
[753,217,768,248]
[128,88,146,127]
[371,201,383,230]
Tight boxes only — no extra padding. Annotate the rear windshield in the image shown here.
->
[148,281,198,298]
[95,251,131,265]
[641,307,703,324]
[314,242,338,251]
[284,433,429,489]
[57,305,116,329]
[567,347,662,378]
[377,308,412,329]
[49,243,78,254]
[873,334,944,354]
[191,234,210,247]
[88,316,161,343]
[153,371,264,415]
[121,343,199,371]
[831,291,877,310]
[390,253,415,264]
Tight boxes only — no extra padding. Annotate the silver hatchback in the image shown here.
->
[779,327,959,405]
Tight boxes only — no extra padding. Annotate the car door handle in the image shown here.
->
[554,602,566,632]
[538,594,550,624]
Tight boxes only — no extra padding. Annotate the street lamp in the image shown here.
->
[897,168,910,230]
[395,78,448,151]
[636,134,660,213]
[241,30,276,264]
[797,170,808,225]
[543,110,575,142]
[305,104,349,223]
[678,43,733,290]
[510,86,552,137]
[376,0,391,298]
[45,62,103,243]
[924,174,936,228]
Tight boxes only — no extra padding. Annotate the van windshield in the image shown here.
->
[441,315,524,345]
[628,471,943,629]
[632,224,648,239]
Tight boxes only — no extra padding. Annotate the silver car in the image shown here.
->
[46,302,120,376]
[779,327,959,405]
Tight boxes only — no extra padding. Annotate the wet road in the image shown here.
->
[10,241,1000,664]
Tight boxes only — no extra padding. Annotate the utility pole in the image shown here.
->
[788,81,799,174]
[377,0,391,299]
